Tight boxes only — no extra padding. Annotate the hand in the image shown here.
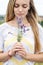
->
[16,47,28,60]
[8,42,23,56]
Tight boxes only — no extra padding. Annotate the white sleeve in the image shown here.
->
[37,23,43,52]
[0,31,4,51]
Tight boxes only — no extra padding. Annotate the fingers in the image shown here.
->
[14,45,23,49]
[13,42,23,48]
[17,48,26,55]
[10,42,24,56]
[10,42,28,60]
[12,48,23,52]
[12,45,24,54]
[16,50,26,59]
[12,42,24,51]
[9,48,22,56]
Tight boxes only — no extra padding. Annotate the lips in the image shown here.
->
[17,13,24,15]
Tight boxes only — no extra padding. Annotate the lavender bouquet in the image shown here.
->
[17,17,29,42]
[17,18,23,42]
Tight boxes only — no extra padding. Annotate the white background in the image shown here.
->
[0,0,43,16]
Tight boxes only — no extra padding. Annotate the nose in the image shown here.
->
[19,6,23,12]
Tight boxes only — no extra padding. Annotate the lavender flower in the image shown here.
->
[16,17,29,42]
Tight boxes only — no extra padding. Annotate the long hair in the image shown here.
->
[5,0,15,21]
[5,0,41,53]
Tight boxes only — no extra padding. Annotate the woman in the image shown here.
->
[0,0,43,65]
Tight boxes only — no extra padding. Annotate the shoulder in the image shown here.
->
[37,23,43,38]
[37,23,43,30]
[0,22,6,28]
[0,22,7,32]
[37,23,43,34]
[37,23,43,51]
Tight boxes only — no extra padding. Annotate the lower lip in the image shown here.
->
[18,13,24,16]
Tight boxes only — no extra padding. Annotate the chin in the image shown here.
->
[18,15,25,19]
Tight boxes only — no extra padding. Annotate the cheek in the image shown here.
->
[24,8,29,15]
[14,8,18,14]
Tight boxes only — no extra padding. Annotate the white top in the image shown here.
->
[0,22,43,65]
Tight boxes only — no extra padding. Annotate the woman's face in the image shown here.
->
[14,0,30,18]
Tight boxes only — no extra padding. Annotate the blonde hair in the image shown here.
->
[5,0,15,21]
[5,0,40,53]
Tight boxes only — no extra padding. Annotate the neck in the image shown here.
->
[7,17,30,27]
[14,17,28,24]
